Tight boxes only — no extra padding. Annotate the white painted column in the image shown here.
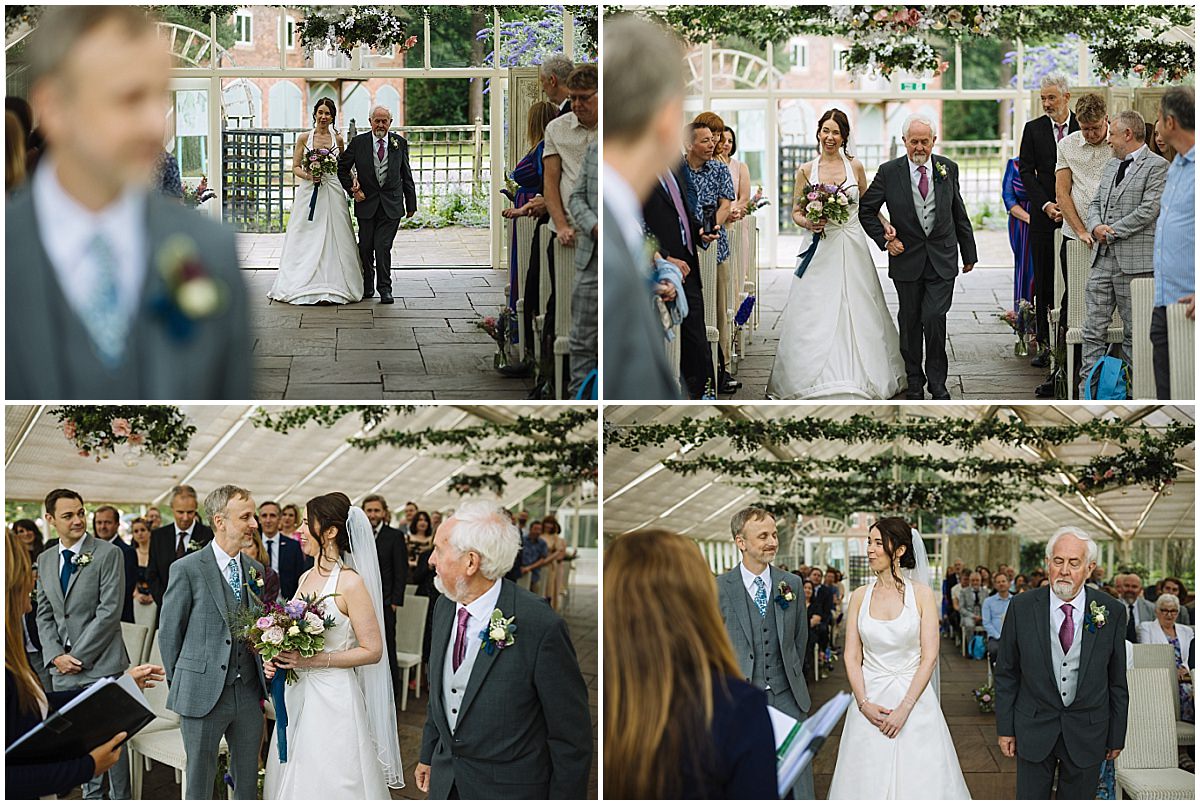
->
[764,41,779,269]
[490,8,504,270]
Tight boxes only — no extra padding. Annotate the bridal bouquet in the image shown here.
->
[745,185,771,213]
[795,181,852,278]
[231,593,338,685]
[304,147,339,220]
[996,299,1036,356]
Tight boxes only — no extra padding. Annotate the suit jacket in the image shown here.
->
[644,162,705,286]
[157,547,267,718]
[859,155,978,281]
[5,186,251,400]
[1137,620,1193,664]
[680,674,777,799]
[268,533,308,601]
[146,522,215,607]
[994,586,1128,767]
[1019,113,1079,233]
[420,580,591,799]
[716,565,812,714]
[34,534,129,690]
[567,142,598,273]
[337,131,417,220]
[111,539,138,623]
[376,525,408,607]
[1085,148,1169,273]
[809,584,834,626]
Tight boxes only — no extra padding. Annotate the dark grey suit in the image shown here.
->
[860,156,978,396]
[5,186,251,400]
[420,580,591,799]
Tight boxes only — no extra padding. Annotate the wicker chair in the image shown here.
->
[552,238,576,399]
[531,223,552,366]
[699,243,720,393]
[1114,667,1195,798]
[513,216,538,363]
[1130,277,1156,399]
[1167,302,1195,398]
[121,621,151,667]
[1047,229,1065,356]
[1131,643,1196,748]
[665,321,682,397]
[1064,238,1125,398]
[724,218,743,373]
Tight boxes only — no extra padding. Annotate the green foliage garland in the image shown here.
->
[50,406,195,465]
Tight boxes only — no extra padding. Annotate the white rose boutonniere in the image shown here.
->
[934,161,948,182]
[74,552,94,568]
[390,135,400,151]
[479,609,516,655]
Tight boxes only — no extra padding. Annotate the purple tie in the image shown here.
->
[662,174,694,254]
[1055,123,1065,142]
[377,138,385,161]
[1059,603,1075,653]
[452,607,470,671]
[917,165,929,199]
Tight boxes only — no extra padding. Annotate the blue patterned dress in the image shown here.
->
[682,158,735,263]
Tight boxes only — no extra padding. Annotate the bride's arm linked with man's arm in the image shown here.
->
[264,569,382,678]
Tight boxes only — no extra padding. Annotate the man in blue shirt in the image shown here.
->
[982,571,1013,667]
[1150,87,1195,399]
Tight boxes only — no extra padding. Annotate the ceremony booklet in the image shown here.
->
[770,690,854,797]
[6,673,154,762]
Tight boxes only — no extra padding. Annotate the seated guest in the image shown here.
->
[604,528,777,799]
[955,572,985,632]
[982,571,1013,665]
[1080,109,1169,393]
[1157,577,1194,626]
[1013,573,1028,593]
[241,530,280,604]
[11,519,44,559]
[1136,594,1194,743]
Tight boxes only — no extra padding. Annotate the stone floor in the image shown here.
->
[97,585,598,800]
[237,228,491,270]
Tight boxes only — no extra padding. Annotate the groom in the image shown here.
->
[337,105,417,304]
[860,114,977,399]
[717,507,813,799]
[159,485,267,800]
[994,526,1128,799]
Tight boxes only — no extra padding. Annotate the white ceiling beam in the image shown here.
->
[153,405,258,505]
[5,405,45,467]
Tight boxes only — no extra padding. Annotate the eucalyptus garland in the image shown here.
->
[50,406,195,465]
[251,405,414,433]
[447,472,507,497]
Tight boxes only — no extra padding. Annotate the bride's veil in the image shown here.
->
[904,527,941,700]
[346,505,404,787]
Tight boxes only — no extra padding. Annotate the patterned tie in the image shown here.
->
[60,549,75,595]
[1115,158,1132,186]
[228,557,242,604]
[84,233,129,367]
[377,138,385,162]
[753,576,768,618]
[1059,603,1075,653]
[917,165,929,199]
[176,532,186,559]
[452,607,471,671]
[662,174,694,254]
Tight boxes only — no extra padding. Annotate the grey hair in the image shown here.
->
[1161,86,1195,132]
[1045,526,1099,564]
[447,499,521,581]
[170,484,198,503]
[539,54,574,84]
[1113,109,1147,142]
[1040,74,1070,94]
[1156,593,1181,611]
[730,507,774,539]
[603,15,685,143]
[370,105,393,121]
[204,485,252,523]
[901,114,937,139]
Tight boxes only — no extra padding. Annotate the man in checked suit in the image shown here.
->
[1079,109,1168,393]
[716,507,813,799]
[566,140,598,397]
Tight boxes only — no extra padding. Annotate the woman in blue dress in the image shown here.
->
[1002,157,1035,338]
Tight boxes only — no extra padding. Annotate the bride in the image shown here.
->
[829,517,969,799]
[766,109,906,399]
[268,99,365,305]
[263,493,402,798]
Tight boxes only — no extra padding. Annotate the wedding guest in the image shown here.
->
[541,516,569,609]
[129,517,155,626]
[605,529,777,799]
[12,519,44,559]
[6,5,251,399]
[399,501,419,534]
[1150,119,1178,164]
[5,95,42,174]
[33,489,131,799]
[566,140,598,397]
[802,579,820,677]
[983,571,1013,665]
[143,506,162,531]
[1013,573,1028,593]
[279,503,301,539]
[15,519,52,691]
[1150,87,1195,399]
[257,500,308,601]
[1020,74,1078,373]
[978,565,993,592]
[92,505,136,623]
[1001,157,1034,333]
[362,494,408,699]
[719,127,752,218]
[1157,577,1193,625]
[146,484,213,607]
[956,571,985,632]
[153,148,182,199]
[240,531,280,604]
[520,521,549,593]
[602,13,686,399]
[6,110,26,193]
[538,54,574,115]
[429,510,443,535]
[1118,573,1157,642]
[408,511,438,674]
[1136,594,1194,734]
[1080,109,1168,394]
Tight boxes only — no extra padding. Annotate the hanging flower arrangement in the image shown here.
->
[295,6,419,57]
[841,38,948,78]
[50,406,196,466]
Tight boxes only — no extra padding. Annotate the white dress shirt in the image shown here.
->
[262,532,280,573]
[57,536,87,578]
[1050,584,1087,642]
[210,539,244,595]
[174,521,197,552]
[739,562,772,598]
[32,156,147,325]
[603,163,646,272]
[441,578,503,730]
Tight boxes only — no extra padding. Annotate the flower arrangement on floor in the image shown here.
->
[973,681,996,713]
[50,406,195,465]
[996,299,1036,356]
[182,176,216,209]
[476,307,517,370]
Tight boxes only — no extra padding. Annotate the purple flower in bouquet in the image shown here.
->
[255,615,273,630]
[284,599,306,620]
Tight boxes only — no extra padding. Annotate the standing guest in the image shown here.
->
[279,503,301,539]
[982,571,1013,665]
[1019,74,1079,376]
[715,507,813,798]
[5,95,42,174]
[566,139,598,397]
[257,500,308,601]
[1150,87,1195,399]
[362,494,409,700]
[719,127,752,218]
[12,518,44,559]
[144,506,162,531]
[538,54,573,116]
[6,110,27,193]
[399,501,419,534]
[240,531,280,605]
[34,489,130,799]
[808,567,834,642]
[409,516,439,676]
[92,505,136,623]
[541,516,569,609]
[146,484,212,607]
[430,510,443,535]
[1001,157,1035,334]
[801,579,820,677]
[520,521,549,593]
[1136,594,1194,725]
[1150,119,1178,165]
[153,148,182,199]
[605,529,777,798]
[1080,109,1169,393]
[1157,577,1193,626]
[15,518,52,691]
[1118,573,1157,643]
[1087,564,1106,589]
[129,517,155,627]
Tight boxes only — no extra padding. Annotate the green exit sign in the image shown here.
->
[900,81,927,91]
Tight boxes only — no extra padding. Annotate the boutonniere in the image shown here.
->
[152,234,227,342]
[389,135,400,151]
[247,566,265,593]
[1084,600,1108,633]
[187,538,204,553]
[74,551,94,568]
[479,609,516,655]
[775,580,796,609]
[934,160,949,182]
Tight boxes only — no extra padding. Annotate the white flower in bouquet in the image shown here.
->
[304,612,325,634]
[263,626,286,645]
[837,193,850,206]
[287,624,301,637]
[807,200,824,214]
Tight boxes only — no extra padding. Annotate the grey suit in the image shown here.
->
[5,186,251,400]
[159,547,266,800]
[717,565,814,799]
[566,142,598,397]
[420,579,591,799]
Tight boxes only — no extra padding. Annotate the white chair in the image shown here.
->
[1114,667,1195,798]
[1131,643,1195,748]
[748,217,761,334]
[552,237,576,399]
[394,595,429,711]
[133,598,158,633]
[699,243,720,393]
[1048,228,1065,356]
[404,583,418,600]
[532,223,552,366]
[1167,302,1195,398]
[121,622,151,668]
[1130,277,1156,399]
[513,216,538,362]
[1064,239,1125,398]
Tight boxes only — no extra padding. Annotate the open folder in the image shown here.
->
[5,674,155,763]
[770,690,853,797]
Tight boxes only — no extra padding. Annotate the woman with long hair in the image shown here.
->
[129,517,156,627]
[605,529,776,798]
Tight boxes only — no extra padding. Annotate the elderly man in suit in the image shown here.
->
[415,500,591,799]
[1080,109,1169,394]
[35,488,130,799]
[159,485,267,800]
[566,140,598,397]
[717,507,813,799]
[6,6,250,400]
[147,484,214,607]
[1116,572,1159,642]
[602,14,685,400]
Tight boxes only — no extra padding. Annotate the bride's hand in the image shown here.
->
[879,699,912,738]
[859,700,891,728]
[273,649,303,670]
[883,221,897,241]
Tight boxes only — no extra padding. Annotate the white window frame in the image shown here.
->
[279,17,295,50]
[833,45,849,75]
[234,9,253,47]
[791,39,808,71]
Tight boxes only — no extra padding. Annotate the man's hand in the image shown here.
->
[1043,202,1063,222]
[405,210,415,218]
[53,654,83,675]
[998,736,1016,758]
[1180,294,1195,319]
[1106,748,1122,761]
[127,664,165,690]
[654,281,676,302]
[1092,224,1116,244]
[415,763,431,792]
[353,189,366,202]
[886,238,906,257]
[962,263,975,274]
[666,256,690,279]
[558,226,576,247]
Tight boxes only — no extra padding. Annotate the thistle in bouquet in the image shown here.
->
[231,592,338,684]
[995,299,1036,356]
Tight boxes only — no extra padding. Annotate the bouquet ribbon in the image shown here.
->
[307,182,320,222]
[271,672,289,762]
[794,231,822,279]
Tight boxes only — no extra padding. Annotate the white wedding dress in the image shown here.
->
[264,564,391,799]
[828,578,969,799]
[766,153,906,399]
[268,128,364,305]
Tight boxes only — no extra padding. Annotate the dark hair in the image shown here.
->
[313,97,337,125]
[566,63,597,91]
[258,500,281,514]
[1161,86,1194,133]
[688,120,713,140]
[12,519,43,557]
[723,126,737,156]
[816,108,854,158]
[363,494,389,511]
[306,492,351,567]
[870,517,916,588]
[5,97,32,139]
[1158,576,1189,600]
[410,510,433,538]
[45,488,83,516]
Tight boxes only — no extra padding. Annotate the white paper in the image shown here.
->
[772,691,854,797]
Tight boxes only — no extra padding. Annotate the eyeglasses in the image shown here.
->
[568,91,596,104]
